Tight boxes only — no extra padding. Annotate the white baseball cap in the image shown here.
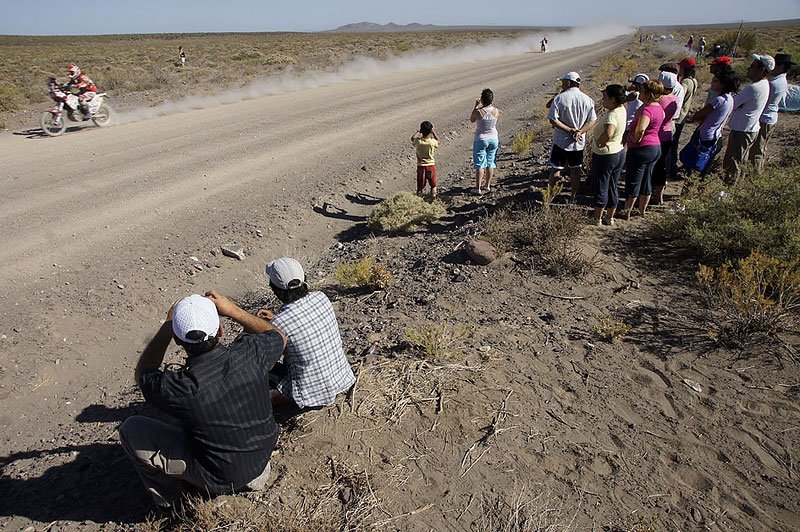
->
[628,73,649,85]
[266,257,306,290]
[658,71,678,89]
[559,71,581,83]
[172,295,220,344]
[751,54,775,72]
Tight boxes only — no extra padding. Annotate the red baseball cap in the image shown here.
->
[679,57,696,68]
[709,56,731,66]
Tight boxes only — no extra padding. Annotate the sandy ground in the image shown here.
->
[1,34,798,531]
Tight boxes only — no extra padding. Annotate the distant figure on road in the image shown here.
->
[256,257,356,422]
[120,293,286,508]
[411,120,440,197]
[541,37,548,53]
[696,37,706,58]
[546,71,597,200]
[179,46,186,67]
[685,35,694,53]
[470,88,500,195]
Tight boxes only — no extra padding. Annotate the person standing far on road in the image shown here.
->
[623,74,648,145]
[256,257,356,422]
[120,293,286,508]
[589,84,627,226]
[546,71,597,201]
[179,46,186,67]
[722,54,773,183]
[696,37,706,58]
[686,35,694,53]
[618,80,665,220]
[651,72,680,205]
[411,121,440,198]
[470,88,500,195]
[706,57,731,103]
[670,57,699,177]
[749,53,794,171]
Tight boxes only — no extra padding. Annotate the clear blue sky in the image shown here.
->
[1,0,798,34]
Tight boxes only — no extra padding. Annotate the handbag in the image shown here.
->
[679,129,716,172]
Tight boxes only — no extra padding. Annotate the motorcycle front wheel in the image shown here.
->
[40,112,67,137]
[92,104,112,127]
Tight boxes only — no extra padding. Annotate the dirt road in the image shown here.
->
[0,35,628,528]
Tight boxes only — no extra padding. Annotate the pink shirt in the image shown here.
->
[658,95,679,142]
[627,103,665,148]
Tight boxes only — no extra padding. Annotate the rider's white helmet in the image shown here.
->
[67,64,81,80]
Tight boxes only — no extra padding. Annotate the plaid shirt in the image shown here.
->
[271,291,355,408]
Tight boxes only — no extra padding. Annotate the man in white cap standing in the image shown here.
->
[722,54,773,182]
[546,71,597,200]
[257,257,355,421]
[120,291,286,508]
[750,53,794,171]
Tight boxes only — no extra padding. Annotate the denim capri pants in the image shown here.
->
[473,137,499,169]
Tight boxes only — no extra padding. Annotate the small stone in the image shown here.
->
[189,256,200,262]
[361,165,368,172]
[221,244,245,260]
[683,379,703,393]
[453,273,467,283]
[464,239,497,265]
[117,284,124,290]
[690,508,704,523]
[256,230,263,237]
[193,263,204,271]
[478,346,491,353]
[339,486,353,504]
[334,242,344,249]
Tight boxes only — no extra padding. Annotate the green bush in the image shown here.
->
[334,256,393,290]
[0,82,29,112]
[368,192,446,232]
[654,166,800,264]
[510,131,537,154]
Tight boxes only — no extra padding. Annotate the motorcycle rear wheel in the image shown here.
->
[40,112,67,137]
[92,104,112,127]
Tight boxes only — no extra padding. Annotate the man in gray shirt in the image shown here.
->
[546,71,597,200]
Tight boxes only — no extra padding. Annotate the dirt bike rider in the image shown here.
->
[66,64,97,118]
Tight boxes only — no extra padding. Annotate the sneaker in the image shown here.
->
[431,187,438,199]
[603,217,616,226]
[594,219,603,226]
[471,188,483,196]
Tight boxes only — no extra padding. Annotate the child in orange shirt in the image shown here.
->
[411,121,440,198]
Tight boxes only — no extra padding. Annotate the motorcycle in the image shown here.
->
[40,80,113,137]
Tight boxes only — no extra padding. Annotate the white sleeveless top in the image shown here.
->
[474,106,499,140]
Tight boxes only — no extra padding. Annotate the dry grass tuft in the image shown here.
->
[406,320,469,361]
[475,484,584,532]
[593,315,631,342]
[335,256,394,290]
[510,131,538,155]
[368,191,446,233]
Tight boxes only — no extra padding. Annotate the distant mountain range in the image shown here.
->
[329,22,547,33]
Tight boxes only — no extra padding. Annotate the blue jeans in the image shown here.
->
[473,137,499,169]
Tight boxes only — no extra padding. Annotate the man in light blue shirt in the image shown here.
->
[750,53,793,171]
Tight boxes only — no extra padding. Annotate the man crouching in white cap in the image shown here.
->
[119,291,286,509]
[257,257,356,421]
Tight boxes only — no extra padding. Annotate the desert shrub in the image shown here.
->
[0,82,29,112]
[262,52,297,65]
[713,31,758,56]
[484,200,593,277]
[510,131,537,154]
[697,251,800,344]
[231,49,263,61]
[335,256,393,290]
[593,315,631,342]
[653,165,800,264]
[368,191,446,232]
[406,320,468,361]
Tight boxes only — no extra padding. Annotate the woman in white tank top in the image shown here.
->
[470,88,500,195]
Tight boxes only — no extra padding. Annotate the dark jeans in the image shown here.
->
[590,151,625,209]
[669,121,686,178]
[625,144,661,198]
[652,139,673,190]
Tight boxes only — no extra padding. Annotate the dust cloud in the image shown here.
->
[116,24,633,124]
